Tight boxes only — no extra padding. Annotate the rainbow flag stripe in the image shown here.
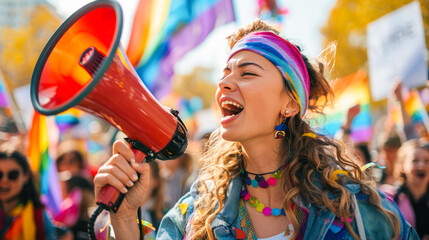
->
[390,89,429,131]
[27,112,62,214]
[0,78,9,108]
[126,0,235,99]
[316,70,372,143]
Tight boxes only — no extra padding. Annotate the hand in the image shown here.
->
[344,104,360,127]
[94,140,151,215]
[393,81,403,101]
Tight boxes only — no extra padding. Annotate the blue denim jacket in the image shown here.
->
[157,176,419,239]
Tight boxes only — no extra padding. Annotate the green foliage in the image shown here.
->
[321,0,429,79]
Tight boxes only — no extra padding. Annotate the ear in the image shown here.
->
[281,99,300,117]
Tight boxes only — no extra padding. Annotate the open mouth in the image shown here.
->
[416,170,427,179]
[221,100,243,118]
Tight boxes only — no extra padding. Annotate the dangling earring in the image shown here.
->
[274,111,288,139]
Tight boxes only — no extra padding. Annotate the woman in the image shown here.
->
[94,20,418,239]
[0,150,56,239]
[394,139,429,239]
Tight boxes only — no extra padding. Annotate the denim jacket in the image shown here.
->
[157,176,419,239]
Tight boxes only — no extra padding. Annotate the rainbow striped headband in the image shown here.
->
[228,31,310,116]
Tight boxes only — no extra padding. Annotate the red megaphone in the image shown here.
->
[30,0,187,213]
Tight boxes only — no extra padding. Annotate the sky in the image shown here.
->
[47,0,336,78]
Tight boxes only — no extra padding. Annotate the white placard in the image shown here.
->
[367,1,427,101]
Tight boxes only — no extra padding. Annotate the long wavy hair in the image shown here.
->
[188,19,399,240]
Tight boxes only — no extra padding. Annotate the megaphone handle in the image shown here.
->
[96,149,147,213]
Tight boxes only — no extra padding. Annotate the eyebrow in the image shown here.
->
[224,62,264,71]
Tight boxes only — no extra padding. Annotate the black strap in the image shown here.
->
[125,138,156,163]
[138,206,144,240]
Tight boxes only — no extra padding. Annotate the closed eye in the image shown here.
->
[242,72,257,77]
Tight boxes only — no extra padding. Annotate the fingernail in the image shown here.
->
[128,180,134,187]
[122,187,128,193]
[132,162,140,168]
[131,157,136,163]
[132,173,138,181]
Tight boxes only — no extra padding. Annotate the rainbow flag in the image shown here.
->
[390,89,429,130]
[0,76,9,108]
[27,111,62,215]
[126,0,235,99]
[405,90,428,125]
[315,70,372,143]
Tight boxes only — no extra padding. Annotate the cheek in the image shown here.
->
[8,180,25,197]
[215,88,221,101]
[403,164,413,175]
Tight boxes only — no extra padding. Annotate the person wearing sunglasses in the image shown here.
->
[0,150,56,239]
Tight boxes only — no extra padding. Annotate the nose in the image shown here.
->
[218,75,236,92]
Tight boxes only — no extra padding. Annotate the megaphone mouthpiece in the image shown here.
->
[79,47,105,76]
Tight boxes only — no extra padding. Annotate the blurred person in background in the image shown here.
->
[183,132,213,195]
[56,140,92,181]
[394,139,429,239]
[161,152,194,209]
[0,150,56,239]
[392,82,420,141]
[376,133,403,195]
[141,161,166,236]
[55,175,96,240]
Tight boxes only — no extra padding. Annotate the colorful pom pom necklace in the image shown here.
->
[241,164,288,216]
[241,188,286,216]
[242,164,286,188]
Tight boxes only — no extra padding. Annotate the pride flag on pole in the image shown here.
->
[126,0,236,99]
[27,111,61,215]
[390,88,429,131]
[404,90,429,128]
[316,70,372,143]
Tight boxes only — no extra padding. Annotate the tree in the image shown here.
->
[0,5,61,91]
[321,0,429,79]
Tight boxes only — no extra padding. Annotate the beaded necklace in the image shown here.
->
[241,188,286,216]
[242,164,285,188]
[241,164,288,216]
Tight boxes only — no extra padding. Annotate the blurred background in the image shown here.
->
[0,0,428,239]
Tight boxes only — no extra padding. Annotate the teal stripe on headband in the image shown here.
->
[228,31,310,116]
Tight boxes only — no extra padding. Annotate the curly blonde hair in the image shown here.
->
[188,19,399,240]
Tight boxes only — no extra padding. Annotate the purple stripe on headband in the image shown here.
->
[228,31,310,116]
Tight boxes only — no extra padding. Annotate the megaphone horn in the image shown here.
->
[30,0,187,216]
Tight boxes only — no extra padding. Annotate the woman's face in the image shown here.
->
[216,50,295,142]
[0,159,28,202]
[57,152,82,175]
[403,147,429,187]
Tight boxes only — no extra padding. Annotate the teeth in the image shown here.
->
[221,100,243,109]
[223,114,236,119]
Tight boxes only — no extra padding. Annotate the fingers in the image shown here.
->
[94,140,155,203]
[113,140,136,163]
[94,148,138,199]
[112,153,139,182]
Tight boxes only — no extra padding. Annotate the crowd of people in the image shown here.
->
[0,19,428,239]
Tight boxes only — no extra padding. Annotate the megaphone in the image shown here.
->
[30,0,187,213]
